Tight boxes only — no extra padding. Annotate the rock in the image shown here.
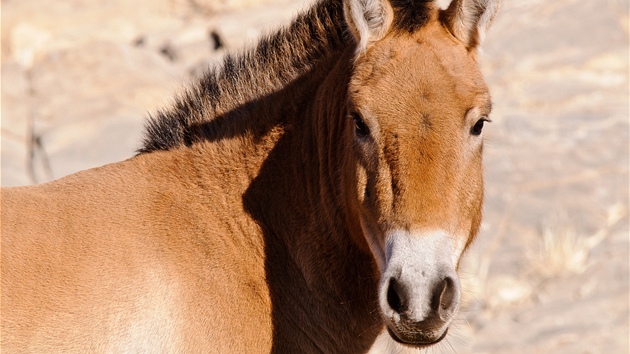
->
[44,113,146,180]
[0,134,32,187]
[1,60,30,139]
[1,60,32,186]
[189,0,299,13]
[26,41,184,181]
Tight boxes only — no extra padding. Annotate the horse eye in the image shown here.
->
[352,113,370,137]
[471,118,488,136]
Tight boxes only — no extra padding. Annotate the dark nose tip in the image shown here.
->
[386,275,460,321]
[432,276,459,321]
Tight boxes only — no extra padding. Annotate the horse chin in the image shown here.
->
[385,325,448,348]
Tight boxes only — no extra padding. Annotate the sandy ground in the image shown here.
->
[2,0,628,352]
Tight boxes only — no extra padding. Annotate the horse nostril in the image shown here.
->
[387,278,406,315]
[435,276,459,320]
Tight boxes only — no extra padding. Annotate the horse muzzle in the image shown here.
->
[378,230,462,348]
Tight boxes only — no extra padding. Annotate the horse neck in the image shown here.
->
[176,0,381,346]
[238,49,381,351]
[164,0,365,271]
[243,45,372,266]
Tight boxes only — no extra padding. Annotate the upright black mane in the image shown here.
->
[139,0,347,153]
[138,0,433,154]
[390,0,433,33]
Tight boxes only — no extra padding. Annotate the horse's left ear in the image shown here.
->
[438,0,501,50]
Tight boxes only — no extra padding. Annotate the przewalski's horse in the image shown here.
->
[1,0,500,352]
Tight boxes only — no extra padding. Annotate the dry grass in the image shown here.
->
[457,201,627,313]
[530,225,588,276]
[527,202,626,278]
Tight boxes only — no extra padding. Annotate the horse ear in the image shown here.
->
[439,0,501,50]
[344,0,394,52]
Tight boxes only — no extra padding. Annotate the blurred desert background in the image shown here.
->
[1,0,628,353]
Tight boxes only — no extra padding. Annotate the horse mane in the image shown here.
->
[139,0,347,153]
[138,0,433,154]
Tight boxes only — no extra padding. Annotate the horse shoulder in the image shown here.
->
[1,152,272,352]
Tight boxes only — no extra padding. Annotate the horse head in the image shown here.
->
[342,0,499,347]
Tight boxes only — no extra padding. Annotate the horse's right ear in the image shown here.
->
[344,0,394,52]
[439,0,501,50]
